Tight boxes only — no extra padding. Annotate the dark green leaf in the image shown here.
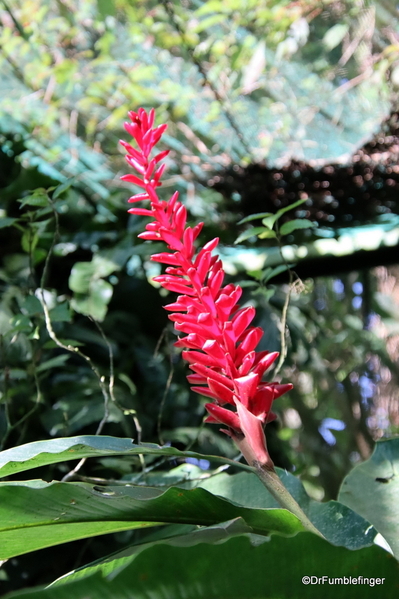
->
[253,287,276,301]
[20,295,43,316]
[41,399,124,437]
[18,192,49,208]
[0,217,19,229]
[21,229,39,253]
[9,314,33,334]
[49,302,72,323]
[262,263,294,282]
[35,354,71,373]
[52,179,75,199]
[3,533,398,599]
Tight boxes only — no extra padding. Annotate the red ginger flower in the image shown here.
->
[121,108,293,468]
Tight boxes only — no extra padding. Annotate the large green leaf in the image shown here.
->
[339,438,399,559]
[46,517,399,589]
[3,533,398,599]
[0,435,253,478]
[0,437,379,557]
[0,479,304,559]
[179,469,376,550]
[51,518,255,585]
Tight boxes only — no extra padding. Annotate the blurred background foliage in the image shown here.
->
[1,0,399,591]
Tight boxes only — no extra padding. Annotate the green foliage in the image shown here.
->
[191,468,376,551]
[235,198,317,248]
[339,439,399,559]
[1,438,399,597]
[3,535,398,599]
[0,480,303,559]
[69,256,117,321]
[1,0,399,594]
[279,218,316,236]
[0,0,395,195]
[0,436,253,479]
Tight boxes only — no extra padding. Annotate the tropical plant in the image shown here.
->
[1,107,398,599]
[2,1,399,595]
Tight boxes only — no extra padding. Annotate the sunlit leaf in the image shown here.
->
[258,229,277,239]
[71,279,113,321]
[235,226,269,244]
[237,212,274,225]
[339,438,399,559]
[0,435,254,479]
[262,215,278,229]
[323,23,349,51]
[279,219,317,236]
[274,198,308,219]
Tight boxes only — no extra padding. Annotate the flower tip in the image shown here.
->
[204,403,241,433]
[281,382,294,393]
[128,110,138,121]
[270,382,294,400]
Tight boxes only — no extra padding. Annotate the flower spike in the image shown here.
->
[120,108,293,469]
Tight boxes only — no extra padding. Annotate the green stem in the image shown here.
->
[254,462,324,538]
[232,432,324,537]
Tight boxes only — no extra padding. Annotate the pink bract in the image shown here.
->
[120,108,292,465]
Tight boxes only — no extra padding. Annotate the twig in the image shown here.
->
[91,319,146,471]
[254,461,324,538]
[90,319,113,434]
[274,275,293,376]
[274,230,297,376]
[1,48,38,91]
[154,328,174,446]
[153,327,168,359]
[35,194,113,481]
[157,361,174,446]
[0,336,11,450]
[27,216,37,288]
[1,0,29,39]
[14,363,43,447]
[183,418,205,452]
